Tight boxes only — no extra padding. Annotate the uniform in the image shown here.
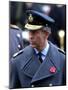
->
[9,41,65,88]
[9,10,66,89]
[9,25,23,59]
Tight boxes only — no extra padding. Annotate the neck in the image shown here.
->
[36,40,48,52]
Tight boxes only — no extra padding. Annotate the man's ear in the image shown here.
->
[46,32,50,39]
[44,31,50,39]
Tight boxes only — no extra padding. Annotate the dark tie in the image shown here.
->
[38,52,43,63]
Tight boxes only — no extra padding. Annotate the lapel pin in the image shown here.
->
[50,66,56,73]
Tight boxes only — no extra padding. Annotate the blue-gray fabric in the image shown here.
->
[9,41,66,88]
[9,27,23,59]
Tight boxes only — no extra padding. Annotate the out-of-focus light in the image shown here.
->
[26,3,33,8]
[58,30,65,38]
[56,5,64,8]
[42,5,51,14]
[22,31,29,40]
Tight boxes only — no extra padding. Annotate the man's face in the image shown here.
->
[29,29,49,50]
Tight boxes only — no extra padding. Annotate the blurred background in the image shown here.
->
[9,1,66,51]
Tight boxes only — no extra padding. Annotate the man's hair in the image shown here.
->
[42,26,51,34]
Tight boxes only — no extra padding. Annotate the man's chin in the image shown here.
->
[30,44,36,48]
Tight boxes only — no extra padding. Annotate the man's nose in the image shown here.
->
[29,31,34,37]
[29,34,34,40]
[29,31,34,35]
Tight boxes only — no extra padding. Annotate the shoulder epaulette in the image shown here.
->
[58,48,65,55]
[13,49,24,58]
[10,24,20,30]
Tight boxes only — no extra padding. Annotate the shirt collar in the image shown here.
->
[34,41,49,56]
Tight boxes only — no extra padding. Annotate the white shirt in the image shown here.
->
[34,42,49,61]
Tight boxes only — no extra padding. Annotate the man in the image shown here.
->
[9,10,66,88]
[9,24,24,59]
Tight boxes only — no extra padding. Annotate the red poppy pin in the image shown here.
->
[50,66,56,73]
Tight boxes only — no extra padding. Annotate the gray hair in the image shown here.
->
[42,26,51,34]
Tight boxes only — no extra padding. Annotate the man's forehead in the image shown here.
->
[28,29,47,35]
[28,29,42,32]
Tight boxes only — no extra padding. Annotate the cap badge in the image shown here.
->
[28,14,33,22]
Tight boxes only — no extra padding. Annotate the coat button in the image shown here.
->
[31,85,34,88]
[49,83,52,86]
[17,33,20,38]
[18,45,21,48]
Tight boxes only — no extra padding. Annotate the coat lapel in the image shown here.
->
[21,42,61,84]
[21,46,41,78]
[31,42,61,84]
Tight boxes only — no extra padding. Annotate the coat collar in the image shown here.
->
[31,42,61,83]
[21,45,41,78]
[21,42,61,83]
